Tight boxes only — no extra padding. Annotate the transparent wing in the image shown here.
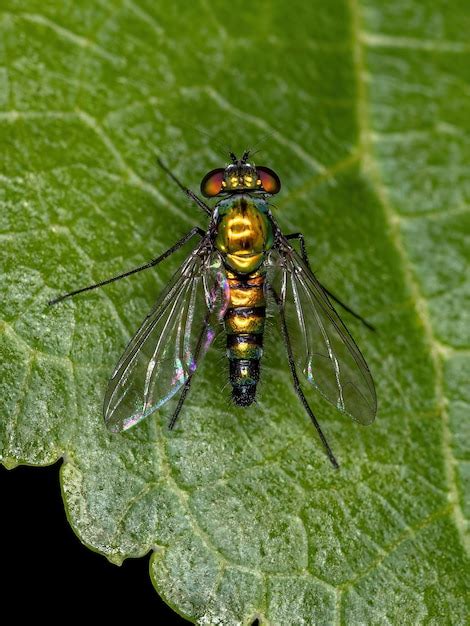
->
[268,246,377,424]
[104,245,227,432]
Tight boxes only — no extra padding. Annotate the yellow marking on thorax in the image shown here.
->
[226,253,264,273]
[215,200,273,274]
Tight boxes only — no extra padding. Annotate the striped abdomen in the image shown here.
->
[224,273,265,406]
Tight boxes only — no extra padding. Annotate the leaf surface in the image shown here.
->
[1,1,469,623]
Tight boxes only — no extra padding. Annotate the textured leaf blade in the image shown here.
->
[1,0,469,624]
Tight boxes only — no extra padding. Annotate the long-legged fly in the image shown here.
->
[49,152,377,468]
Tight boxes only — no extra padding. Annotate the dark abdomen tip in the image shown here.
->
[229,358,259,406]
[232,384,256,406]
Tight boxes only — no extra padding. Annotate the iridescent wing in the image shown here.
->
[104,244,227,432]
[268,244,377,424]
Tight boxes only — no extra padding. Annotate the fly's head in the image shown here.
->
[200,151,281,198]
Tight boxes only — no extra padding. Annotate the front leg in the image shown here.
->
[49,227,205,305]
[156,157,212,217]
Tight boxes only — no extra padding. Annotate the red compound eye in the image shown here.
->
[257,167,281,194]
[200,168,225,197]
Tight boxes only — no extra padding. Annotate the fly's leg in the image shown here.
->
[156,156,212,217]
[285,232,312,270]
[168,310,213,430]
[269,284,339,469]
[320,285,375,331]
[48,226,205,305]
[168,377,193,430]
[285,232,375,331]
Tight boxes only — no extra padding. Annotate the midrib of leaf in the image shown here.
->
[348,0,468,553]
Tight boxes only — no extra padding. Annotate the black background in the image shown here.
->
[1,462,189,623]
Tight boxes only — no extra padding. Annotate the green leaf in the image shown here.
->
[1,0,469,623]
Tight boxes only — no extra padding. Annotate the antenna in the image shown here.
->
[175,121,232,161]
[245,131,275,159]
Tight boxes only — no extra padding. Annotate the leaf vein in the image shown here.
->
[11,12,125,65]
[350,0,469,554]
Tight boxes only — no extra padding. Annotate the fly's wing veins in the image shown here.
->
[267,245,377,424]
[104,246,227,432]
